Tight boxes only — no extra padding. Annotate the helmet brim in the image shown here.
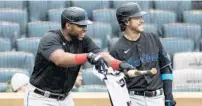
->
[73,20,93,25]
[130,11,147,18]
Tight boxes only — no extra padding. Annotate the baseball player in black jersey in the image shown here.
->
[110,2,176,106]
[24,7,133,106]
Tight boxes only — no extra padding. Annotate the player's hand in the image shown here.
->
[165,100,176,106]
[87,52,105,65]
[87,52,108,72]
[119,61,135,72]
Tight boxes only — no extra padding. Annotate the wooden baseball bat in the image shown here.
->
[126,68,157,78]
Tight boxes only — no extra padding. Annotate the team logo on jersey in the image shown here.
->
[128,53,159,67]
[117,78,126,87]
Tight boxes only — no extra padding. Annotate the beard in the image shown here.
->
[68,32,79,42]
[137,28,144,33]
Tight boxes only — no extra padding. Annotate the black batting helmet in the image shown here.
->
[61,7,92,28]
[116,2,147,31]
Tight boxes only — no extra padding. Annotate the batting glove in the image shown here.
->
[87,52,108,73]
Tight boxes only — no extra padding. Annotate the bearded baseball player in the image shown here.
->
[109,2,176,106]
[24,7,134,106]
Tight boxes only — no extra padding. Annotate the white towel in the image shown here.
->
[93,67,131,106]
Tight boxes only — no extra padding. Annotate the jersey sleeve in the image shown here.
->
[109,38,125,61]
[38,32,63,60]
[153,34,171,69]
[109,49,120,60]
[83,36,101,54]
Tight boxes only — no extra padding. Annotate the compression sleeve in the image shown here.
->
[74,53,88,64]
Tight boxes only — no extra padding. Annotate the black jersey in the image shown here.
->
[30,29,100,94]
[110,32,171,91]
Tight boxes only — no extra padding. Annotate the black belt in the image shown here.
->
[129,89,163,97]
[34,88,68,101]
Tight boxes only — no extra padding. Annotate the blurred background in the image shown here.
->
[0,0,202,97]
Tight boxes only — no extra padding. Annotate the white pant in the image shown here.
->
[24,84,74,106]
[130,94,165,106]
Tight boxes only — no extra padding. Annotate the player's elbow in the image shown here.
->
[54,57,63,66]
[51,55,64,66]
[49,49,66,66]
[54,57,75,68]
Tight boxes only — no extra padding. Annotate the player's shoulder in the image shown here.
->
[142,32,160,41]
[143,32,158,38]
[109,37,124,51]
[42,30,60,40]
[40,29,61,44]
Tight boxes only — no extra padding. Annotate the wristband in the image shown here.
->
[74,54,88,64]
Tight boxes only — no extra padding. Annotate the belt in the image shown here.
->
[33,88,68,101]
[129,89,163,97]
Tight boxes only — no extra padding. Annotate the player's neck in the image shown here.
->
[124,29,140,41]
[60,29,71,41]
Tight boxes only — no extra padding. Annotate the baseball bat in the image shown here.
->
[126,68,157,78]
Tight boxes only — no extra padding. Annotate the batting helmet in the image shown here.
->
[61,7,92,28]
[116,2,147,31]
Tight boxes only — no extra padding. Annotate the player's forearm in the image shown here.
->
[55,53,88,67]
[160,66,174,100]
[163,80,174,100]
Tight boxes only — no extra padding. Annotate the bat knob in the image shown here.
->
[151,68,157,75]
